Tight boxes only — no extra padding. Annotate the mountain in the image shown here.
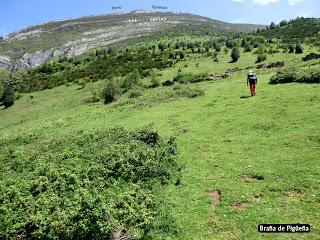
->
[0,12,263,71]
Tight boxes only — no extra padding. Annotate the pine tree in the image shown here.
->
[231,47,240,62]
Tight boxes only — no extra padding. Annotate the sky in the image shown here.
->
[0,0,319,35]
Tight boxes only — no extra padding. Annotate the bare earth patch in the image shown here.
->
[286,188,304,198]
[232,202,247,210]
[253,194,262,202]
[242,174,264,181]
[208,190,221,205]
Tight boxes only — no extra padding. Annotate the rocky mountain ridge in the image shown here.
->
[0,12,264,71]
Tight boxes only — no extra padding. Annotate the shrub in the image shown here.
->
[77,79,86,89]
[171,85,205,98]
[214,44,221,52]
[162,80,174,86]
[128,89,143,99]
[288,44,296,53]
[302,53,320,61]
[84,89,101,103]
[231,47,240,62]
[253,41,260,48]
[269,68,320,84]
[173,72,207,84]
[179,51,185,59]
[0,126,180,239]
[226,40,236,49]
[122,70,141,90]
[101,79,121,104]
[256,54,267,63]
[149,77,160,88]
[244,45,252,52]
[295,43,303,54]
[1,86,15,108]
[269,69,298,84]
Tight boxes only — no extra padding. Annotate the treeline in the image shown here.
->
[256,17,320,45]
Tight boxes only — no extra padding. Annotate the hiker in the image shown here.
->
[247,70,257,96]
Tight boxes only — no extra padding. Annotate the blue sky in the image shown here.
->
[0,0,319,35]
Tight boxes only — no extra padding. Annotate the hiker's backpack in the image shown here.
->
[248,73,257,80]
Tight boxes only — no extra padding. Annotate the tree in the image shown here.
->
[226,40,236,49]
[253,41,260,48]
[231,47,240,62]
[295,43,303,54]
[279,20,288,27]
[270,22,276,29]
[241,39,248,48]
[1,86,15,108]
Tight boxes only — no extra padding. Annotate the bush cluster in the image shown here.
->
[173,72,207,84]
[172,85,205,98]
[0,127,180,239]
[0,85,15,108]
[270,68,320,84]
[256,54,267,63]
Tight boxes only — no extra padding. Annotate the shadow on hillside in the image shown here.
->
[240,96,251,99]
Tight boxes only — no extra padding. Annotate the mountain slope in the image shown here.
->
[0,12,263,70]
[257,17,320,43]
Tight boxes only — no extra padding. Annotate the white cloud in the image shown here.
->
[252,0,281,6]
[232,0,304,6]
[288,0,303,5]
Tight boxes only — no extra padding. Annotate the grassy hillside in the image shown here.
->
[257,17,320,45]
[1,37,320,239]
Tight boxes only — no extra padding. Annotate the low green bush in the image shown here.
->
[270,68,320,84]
[173,72,207,84]
[172,85,205,98]
[256,54,267,63]
[149,77,160,88]
[1,85,15,108]
[0,126,179,239]
[128,89,143,99]
[101,79,121,104]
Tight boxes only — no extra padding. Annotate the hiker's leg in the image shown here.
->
[250,84,254,95]
[253,84,256,94]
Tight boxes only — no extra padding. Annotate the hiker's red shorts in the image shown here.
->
[250,84,256,93]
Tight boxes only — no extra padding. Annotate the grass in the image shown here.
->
[1,48,320,239]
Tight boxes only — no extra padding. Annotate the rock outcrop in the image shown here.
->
[0,12,263,71]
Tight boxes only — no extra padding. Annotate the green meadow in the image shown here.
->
[1,42,320,239]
